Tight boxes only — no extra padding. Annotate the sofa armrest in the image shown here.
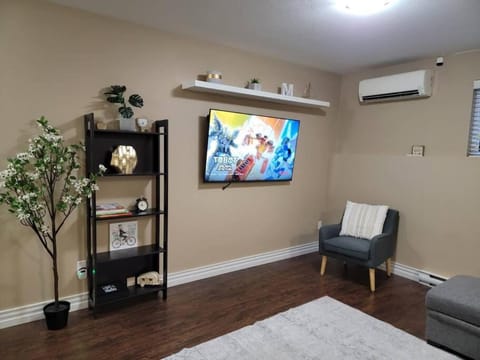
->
[319,223,341,252]
[369,233,395,266]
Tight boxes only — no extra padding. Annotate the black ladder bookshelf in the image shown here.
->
[84,113,168,313]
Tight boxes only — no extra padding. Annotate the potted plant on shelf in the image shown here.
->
[0,117,105,330]
[248,78,262,91]
[104,85,144,131]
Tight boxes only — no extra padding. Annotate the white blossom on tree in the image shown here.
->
[0,116,104,307]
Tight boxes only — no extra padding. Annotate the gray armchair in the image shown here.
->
[318,209,399,292]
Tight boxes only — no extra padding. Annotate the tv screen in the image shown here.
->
[204,109,300,182]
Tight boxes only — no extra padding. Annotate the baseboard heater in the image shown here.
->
[418,271,446,287]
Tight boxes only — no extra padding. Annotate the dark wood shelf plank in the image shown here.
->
[89,129,161,136]
[94,285,165,306]
[94,208,165,221]
[96,244,164,263]
[100,172,165,177]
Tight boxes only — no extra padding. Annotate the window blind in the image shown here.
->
[467,80,480,156]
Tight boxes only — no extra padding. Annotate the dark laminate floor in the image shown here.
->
[0,253,430,359]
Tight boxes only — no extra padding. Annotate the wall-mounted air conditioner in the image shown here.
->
[359,69,433,103]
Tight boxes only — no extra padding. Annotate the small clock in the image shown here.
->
[135,197,149,212]
[136,118,149,132]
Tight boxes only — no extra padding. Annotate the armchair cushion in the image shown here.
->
[323,236,371,260]
[340,201,388,240]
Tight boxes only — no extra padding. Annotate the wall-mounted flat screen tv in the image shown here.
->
[204,109,300,182]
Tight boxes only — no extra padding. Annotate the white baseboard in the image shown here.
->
[0,241,440,329]
[168,241,318,287]
[377,261,446,286]
[0,241,318,329]
[0,292,89,329]
[378,261,418,282]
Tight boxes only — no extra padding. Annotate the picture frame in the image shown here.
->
[109,221,138,251]
[411,145,425,157]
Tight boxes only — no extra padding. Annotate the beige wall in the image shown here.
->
[0,0,339,309]
[5,0,476,313]
[328,51,480,278]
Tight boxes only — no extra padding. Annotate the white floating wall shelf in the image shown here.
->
[181,80,330,109]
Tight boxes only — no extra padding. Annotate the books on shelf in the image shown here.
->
[96,202,131,216]
[96,211,132,218]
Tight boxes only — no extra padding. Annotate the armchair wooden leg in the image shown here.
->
[320,256,327,276]
[386,258,392,277]
[369,268,375,292]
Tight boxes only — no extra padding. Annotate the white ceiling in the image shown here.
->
[49,0,480,74]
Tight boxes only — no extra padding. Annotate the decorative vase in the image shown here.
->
[248,83,262,91]
[118,117,136,131]
[206,70,223,84]
[43,300,70,330]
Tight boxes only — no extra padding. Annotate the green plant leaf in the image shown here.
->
[106,95,123,104]
[104,85,126,95]
[129,94,144,108]
[119,106,134,118]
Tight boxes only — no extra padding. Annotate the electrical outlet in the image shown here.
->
[317,220,323,230]
[77,260,87,280]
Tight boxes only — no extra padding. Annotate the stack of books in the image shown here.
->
[96,202,131,218]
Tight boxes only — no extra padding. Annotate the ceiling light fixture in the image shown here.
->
[337,0,394,15]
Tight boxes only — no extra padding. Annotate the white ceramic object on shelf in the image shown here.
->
[136,118,149,132]
[206,70,223,83]
[281,83,294,96]
[248,83,262,91]
[287,83,294,96]
[118,117,136,131]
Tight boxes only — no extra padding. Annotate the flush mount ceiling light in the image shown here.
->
[336,0,394,15]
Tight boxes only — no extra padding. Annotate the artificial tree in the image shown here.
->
[0,117,104,327]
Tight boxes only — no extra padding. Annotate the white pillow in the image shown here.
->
[340,201,388,240]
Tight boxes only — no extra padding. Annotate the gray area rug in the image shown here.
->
[164,296,457,359]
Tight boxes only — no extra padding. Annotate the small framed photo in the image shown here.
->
[411,145,425,157]
[109,221,137,251]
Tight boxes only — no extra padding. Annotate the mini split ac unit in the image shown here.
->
[359,69,433,103]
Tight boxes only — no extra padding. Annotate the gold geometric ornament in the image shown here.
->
[110,145,137,174]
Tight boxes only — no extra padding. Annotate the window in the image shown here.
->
[467,80,480,156]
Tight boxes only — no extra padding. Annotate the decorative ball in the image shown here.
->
[96,121,107,130]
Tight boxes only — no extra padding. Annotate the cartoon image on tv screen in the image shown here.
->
[205,109,300,182]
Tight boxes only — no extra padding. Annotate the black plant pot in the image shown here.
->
[43,300,70,330]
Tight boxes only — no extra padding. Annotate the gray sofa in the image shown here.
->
[426,275,480,359]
